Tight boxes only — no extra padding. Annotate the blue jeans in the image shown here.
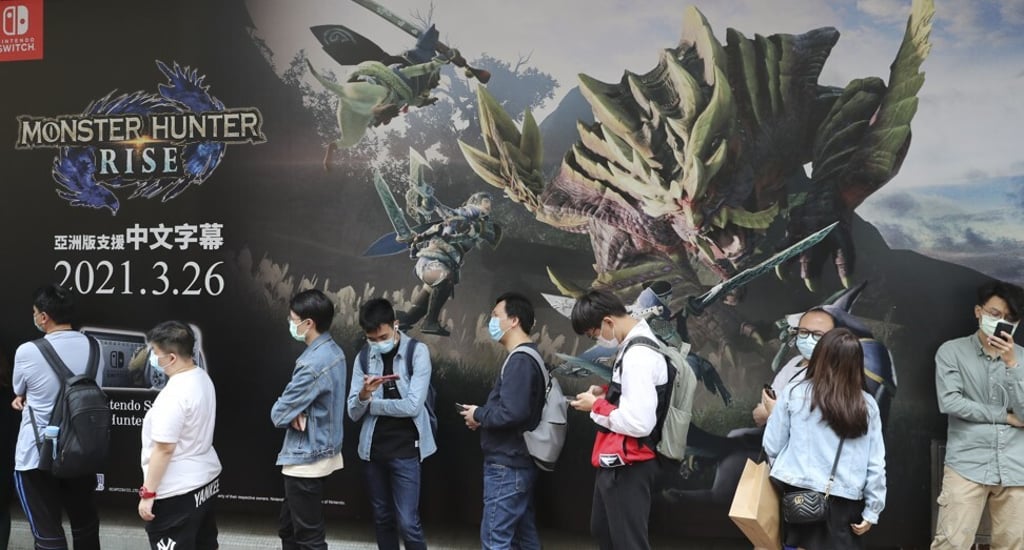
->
[480,462,540,550]
[365,457,427,550]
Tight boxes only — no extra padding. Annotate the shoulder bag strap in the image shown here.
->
[31,338,75,380]
[404,338,419,378]
[824,437,846,497]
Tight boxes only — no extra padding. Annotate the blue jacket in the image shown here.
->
[347,333,436,462]
[764,380,887,524]
[271,333,347,466]
[475,344,544,468]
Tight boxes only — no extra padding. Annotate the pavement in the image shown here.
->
[8,507,751,549]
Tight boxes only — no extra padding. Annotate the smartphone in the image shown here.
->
[455,402,467,412]
[379,374,400,381]
[762,384,777,400]
[996,322,1015,339]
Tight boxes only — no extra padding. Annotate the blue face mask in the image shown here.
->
[488,316,506,342]
[289,318,308,342]
[795,335,820,361]
[372,335,397,355]
[149,352,167,375]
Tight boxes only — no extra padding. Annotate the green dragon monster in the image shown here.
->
[459,0,934,316]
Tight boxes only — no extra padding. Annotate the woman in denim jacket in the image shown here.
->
[764,328,886,550]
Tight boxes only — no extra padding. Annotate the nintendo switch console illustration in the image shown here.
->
[2,5,29,37]
[80,324,207,391]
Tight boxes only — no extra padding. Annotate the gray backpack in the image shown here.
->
[501,347,567,471]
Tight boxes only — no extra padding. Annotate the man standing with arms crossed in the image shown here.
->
[271,289,347,550]
[933,281,1024,549]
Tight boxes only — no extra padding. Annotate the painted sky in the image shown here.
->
[246,0,1024,189]
[246,0,1024,278]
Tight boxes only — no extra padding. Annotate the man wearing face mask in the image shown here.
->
[270,289,347,550]
[932,280,1024,549]
[568,289,670,550]
[11,284,101,550]
[459,292,545,550]
[754,307,836,425]
[348,298,434,550]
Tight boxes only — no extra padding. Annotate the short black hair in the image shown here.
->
[978,280,1024,322]
[359,298,396,332]
[147,321,195,358]
[33,284,75,325]
[496,292,535,334]
[290,289,335,333]
[571,289,627,335]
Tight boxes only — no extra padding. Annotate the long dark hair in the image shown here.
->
[804,328,868,438]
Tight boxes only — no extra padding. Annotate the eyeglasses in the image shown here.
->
[794,328,827,340]
[981,306,1012,321]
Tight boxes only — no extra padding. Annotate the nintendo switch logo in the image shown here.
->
[2,5,28,36]
[0,0,42,62]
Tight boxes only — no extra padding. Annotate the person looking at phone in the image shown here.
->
[270,289,347,550]
[347,298,435,550]
[753,307,836,426]
[459,292,545,550]
[932,280,1024,549]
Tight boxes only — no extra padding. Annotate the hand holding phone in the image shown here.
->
[455,402,467,412]
[762,384,777,401]
[996,321,1015,340]
[378,374,400,382]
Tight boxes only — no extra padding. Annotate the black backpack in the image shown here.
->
[358,337,437,436]
[28,336,111,478]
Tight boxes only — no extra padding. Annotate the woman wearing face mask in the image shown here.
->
[137,321,221,550]
[764,328,887,550]
[754,308,836,427]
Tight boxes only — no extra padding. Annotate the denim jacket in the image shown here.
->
[764,380,887,524]
[346,333,436,462]
[271,333,347,466]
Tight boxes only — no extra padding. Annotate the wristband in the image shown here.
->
[139,486,157,499]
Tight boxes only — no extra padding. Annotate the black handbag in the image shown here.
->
[781,438,845,525]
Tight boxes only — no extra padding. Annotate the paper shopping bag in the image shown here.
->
[728,458,782,550]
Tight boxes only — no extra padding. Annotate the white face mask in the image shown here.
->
[596,320,619,349]
[980,314,1017,338]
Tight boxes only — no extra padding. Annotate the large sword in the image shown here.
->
[349,0,491,83]
[541,221,839,319]
[675,221,839,319]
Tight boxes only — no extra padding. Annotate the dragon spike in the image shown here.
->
[546,267,587,298]
[476,85,522,156]
[626,73,655,121]
[726,28,767,128]
[519,110,543,171]
[710,203,781,230]
[458,140,509,190]
[662,50,704,131]
[681,6,727,86]
[578,73,642,143]
[683,65,736,200]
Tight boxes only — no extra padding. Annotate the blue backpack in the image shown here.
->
[358,337,437,436]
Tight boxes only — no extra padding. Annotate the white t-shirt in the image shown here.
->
[12,331,92,471]
[141,367,221,499]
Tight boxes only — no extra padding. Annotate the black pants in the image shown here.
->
[13,469,99,550]
[279,475,328,550]
[145,478,219,550]
[591,459,660,550]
